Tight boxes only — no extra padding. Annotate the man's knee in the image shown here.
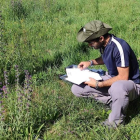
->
[71,84,83,97]
[109,80,129,99]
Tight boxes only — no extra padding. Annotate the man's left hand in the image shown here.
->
[84,77,96,87]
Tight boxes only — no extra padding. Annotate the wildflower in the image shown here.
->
[15,65,18,69]
[4,71,9,86]
[15,65,20,85]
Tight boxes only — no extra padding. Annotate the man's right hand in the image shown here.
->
[78,61,91,70]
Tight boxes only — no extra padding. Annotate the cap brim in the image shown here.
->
[85,28,112,42]
[77,23,112,42]
[77,27,86,42]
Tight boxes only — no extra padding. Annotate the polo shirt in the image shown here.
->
[100,35,140,84]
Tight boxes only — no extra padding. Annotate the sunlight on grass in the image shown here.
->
[0,0,140,139]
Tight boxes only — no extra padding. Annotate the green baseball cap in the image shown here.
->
[77,20,112,42]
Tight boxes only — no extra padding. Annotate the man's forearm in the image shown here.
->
[98,67,129,87]
[92,56,104,65]
[98,75,127,87]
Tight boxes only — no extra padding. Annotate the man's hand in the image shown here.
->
[78,61,91,70]
[84,77,97,87]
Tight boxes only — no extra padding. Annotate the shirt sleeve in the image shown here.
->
[113,41,130,67]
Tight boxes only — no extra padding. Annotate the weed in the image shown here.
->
[1,0,140,139]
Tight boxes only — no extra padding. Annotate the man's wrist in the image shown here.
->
[95,80,99,89]
[88,60,94,66]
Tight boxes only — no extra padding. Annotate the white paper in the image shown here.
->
[65,68,102,85]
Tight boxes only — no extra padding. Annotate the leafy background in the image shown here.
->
[0,0,140,139]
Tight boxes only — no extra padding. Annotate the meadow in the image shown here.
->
[0,0,140,139]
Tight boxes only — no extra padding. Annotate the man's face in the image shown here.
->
[87,37,104,49]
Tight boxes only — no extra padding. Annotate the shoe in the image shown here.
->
[101,119,117,128]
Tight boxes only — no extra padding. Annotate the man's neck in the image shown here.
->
[103,34,111,47]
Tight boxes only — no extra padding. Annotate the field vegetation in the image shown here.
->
[0,0,140,139]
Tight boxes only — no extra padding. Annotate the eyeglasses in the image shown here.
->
[86,37,100,44]
[87,41,94,44]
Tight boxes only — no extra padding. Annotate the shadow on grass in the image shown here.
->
[125,96,140,124]
[33,111,63,136]
[41,43,90,71]
[4,43,90,85]
[42,52,64,70]
[77,42,90,53]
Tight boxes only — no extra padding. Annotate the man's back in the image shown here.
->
[101,35,140,83]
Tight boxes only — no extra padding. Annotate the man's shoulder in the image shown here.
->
[112,35,127,43]
[111,35,130,49]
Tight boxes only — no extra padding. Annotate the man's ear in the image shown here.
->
[99,36,104,42]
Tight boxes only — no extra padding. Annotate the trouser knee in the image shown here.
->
[109,80,129,100]
[71,84,83,97]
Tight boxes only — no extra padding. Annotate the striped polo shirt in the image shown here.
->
[101,35,140,84]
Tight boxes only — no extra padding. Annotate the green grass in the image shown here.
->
[0,0,140,139]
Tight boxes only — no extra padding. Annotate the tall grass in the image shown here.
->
[0,0,140,139]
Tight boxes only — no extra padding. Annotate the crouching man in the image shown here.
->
[71,20,140,128]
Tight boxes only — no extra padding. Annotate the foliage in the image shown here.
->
[0,0,140,139]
